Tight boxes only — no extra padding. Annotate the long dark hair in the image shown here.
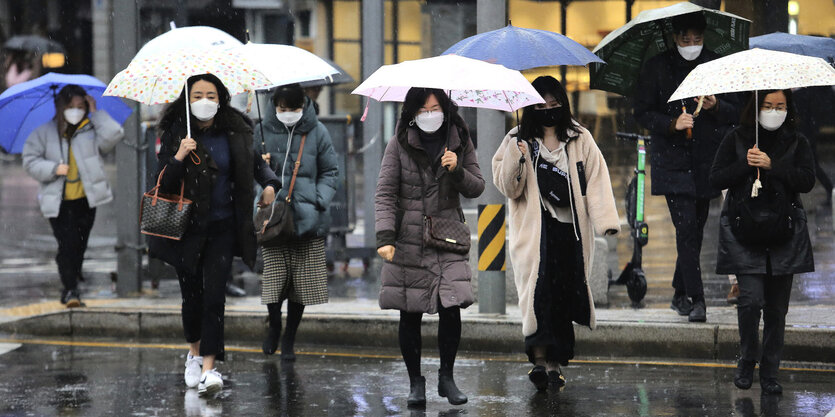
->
[519,76,581,143]
[159,73,233,131]
[740,89,797,129]
[396,87,471,146]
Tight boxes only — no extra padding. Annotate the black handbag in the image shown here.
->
[140,166,193,240]
[727,138,797,246]
[255,134,307,247]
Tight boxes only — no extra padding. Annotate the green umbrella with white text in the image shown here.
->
[589,2,750,96]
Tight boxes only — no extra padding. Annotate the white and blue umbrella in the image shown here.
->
[0,72,132,154]
[443,23,603,70]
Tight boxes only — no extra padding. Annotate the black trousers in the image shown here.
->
[48,198,96,293]
[665,195,710,298]
[176,217,235,361]
[399,305,462,378]
[525,216,579,366]
[737,273,793,379]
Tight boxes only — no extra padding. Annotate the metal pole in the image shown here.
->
[626,0,634,22]
[361,0,384,251]
[475,0,507,314]
[112,0,143,296]
[560,0,568,86]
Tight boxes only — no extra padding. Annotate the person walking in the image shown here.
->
[493,76,620,391]
[710,89,815,395]
[255,84,339,360]
[149,73,280,396]
[633,12,741,322]
[22,84,124,307]
[375,87,484,408]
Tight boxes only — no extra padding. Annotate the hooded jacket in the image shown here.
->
[254,97,339,238]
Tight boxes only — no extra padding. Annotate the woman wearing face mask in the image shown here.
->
[493,76,620,391]
[375,88,484,408]
[22,84,124,308]
[254,83,339,360]
[150,73,280,396]
[632,12,742,322]
[710,89,814,396]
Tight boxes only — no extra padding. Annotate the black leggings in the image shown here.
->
[399,305,461,378]
[266,299,305,347]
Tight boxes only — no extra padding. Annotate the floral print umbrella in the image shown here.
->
[103,49,272,105]
[351,55,544,114]
[668,48,835,102]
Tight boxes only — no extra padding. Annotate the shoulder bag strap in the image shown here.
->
[285,134,307,203]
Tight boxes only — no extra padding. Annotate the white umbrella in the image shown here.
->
[133,24,242,61]
[668,48,835,196]
[238,43,339,88]
[352,55,544,113]
[668,48,835,102]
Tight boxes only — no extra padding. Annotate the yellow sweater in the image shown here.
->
[63,119,89,200]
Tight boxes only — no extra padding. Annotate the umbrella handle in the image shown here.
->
[682,106,692,140]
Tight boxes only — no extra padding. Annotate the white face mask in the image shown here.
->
[190,98,219,121]
[63,108,86,125]
[414,111,444,133]
[276,110,303,127]
[677,45,703,61]
[758,109,788,131]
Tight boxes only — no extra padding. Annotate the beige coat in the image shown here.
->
[493,126,620,336]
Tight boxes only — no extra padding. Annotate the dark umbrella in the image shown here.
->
[4,35,65,55]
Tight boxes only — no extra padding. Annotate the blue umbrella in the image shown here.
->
[442,24,604,71]
[0,72,132,153]
[750,32,835,62]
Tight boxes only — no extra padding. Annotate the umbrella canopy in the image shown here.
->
[104,49,272,105]
[0,73,132,154]
[3,35,65,54]
[668,48,835,102]
[442,23,604,70]
[238,43,340,89]
[352,55,544,112]
[749,32,835,62]
[590,2,750,96]
[133,25,242,61]
[299,58,354,87]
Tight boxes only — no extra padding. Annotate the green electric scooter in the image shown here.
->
[611,132,650,305]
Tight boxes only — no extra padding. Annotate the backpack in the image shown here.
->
[726,137,798,246]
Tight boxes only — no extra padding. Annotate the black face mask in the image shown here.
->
[535,107,562,127]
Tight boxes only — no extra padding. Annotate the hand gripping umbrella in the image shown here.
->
[669,48,835,196]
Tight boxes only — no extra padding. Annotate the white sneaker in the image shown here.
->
[184,353,203,388]
[198,368,223,396]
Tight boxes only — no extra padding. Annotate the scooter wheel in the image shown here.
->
[626,269,647,303]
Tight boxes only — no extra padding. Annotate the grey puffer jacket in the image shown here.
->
[375,122,485,313]
[22,111,124,218]
[254,97,339,238]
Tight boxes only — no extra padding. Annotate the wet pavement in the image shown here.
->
[0,340,833,416]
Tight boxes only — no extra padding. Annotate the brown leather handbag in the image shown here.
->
[140,166,193,240]
[255,134,307,247]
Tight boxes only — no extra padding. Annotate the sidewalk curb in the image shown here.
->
[1,309,832,363]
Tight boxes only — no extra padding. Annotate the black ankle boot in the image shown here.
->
[262,325,280,355]
[407,376,426,408]
[438,370,467,405]
[280,334,296,362]
[734,359,756,389]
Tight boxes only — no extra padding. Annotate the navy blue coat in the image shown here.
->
[634,49,741,198]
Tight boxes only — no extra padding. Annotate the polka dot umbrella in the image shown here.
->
[103,49,272,137]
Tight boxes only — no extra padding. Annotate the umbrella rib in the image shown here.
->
[10,88,53,153]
